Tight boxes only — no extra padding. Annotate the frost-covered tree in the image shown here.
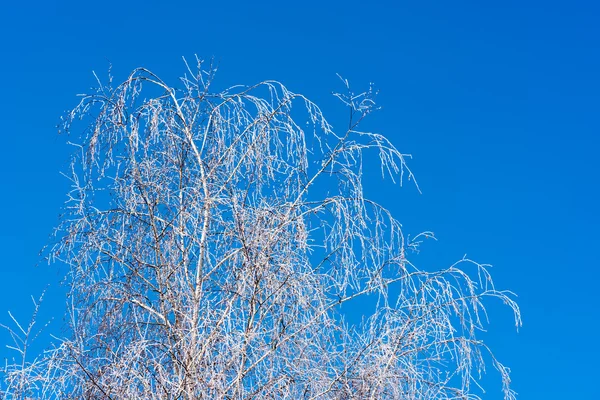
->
[1,59,520,399]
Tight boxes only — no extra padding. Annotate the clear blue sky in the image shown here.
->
[1,1,598,398]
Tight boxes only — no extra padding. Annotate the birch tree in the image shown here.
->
[1,59,521,399]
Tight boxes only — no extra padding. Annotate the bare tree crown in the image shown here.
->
[1,59,520,399]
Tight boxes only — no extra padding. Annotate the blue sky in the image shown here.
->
[0,1,598,398]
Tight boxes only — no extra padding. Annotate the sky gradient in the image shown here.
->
[1,1,598,398]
